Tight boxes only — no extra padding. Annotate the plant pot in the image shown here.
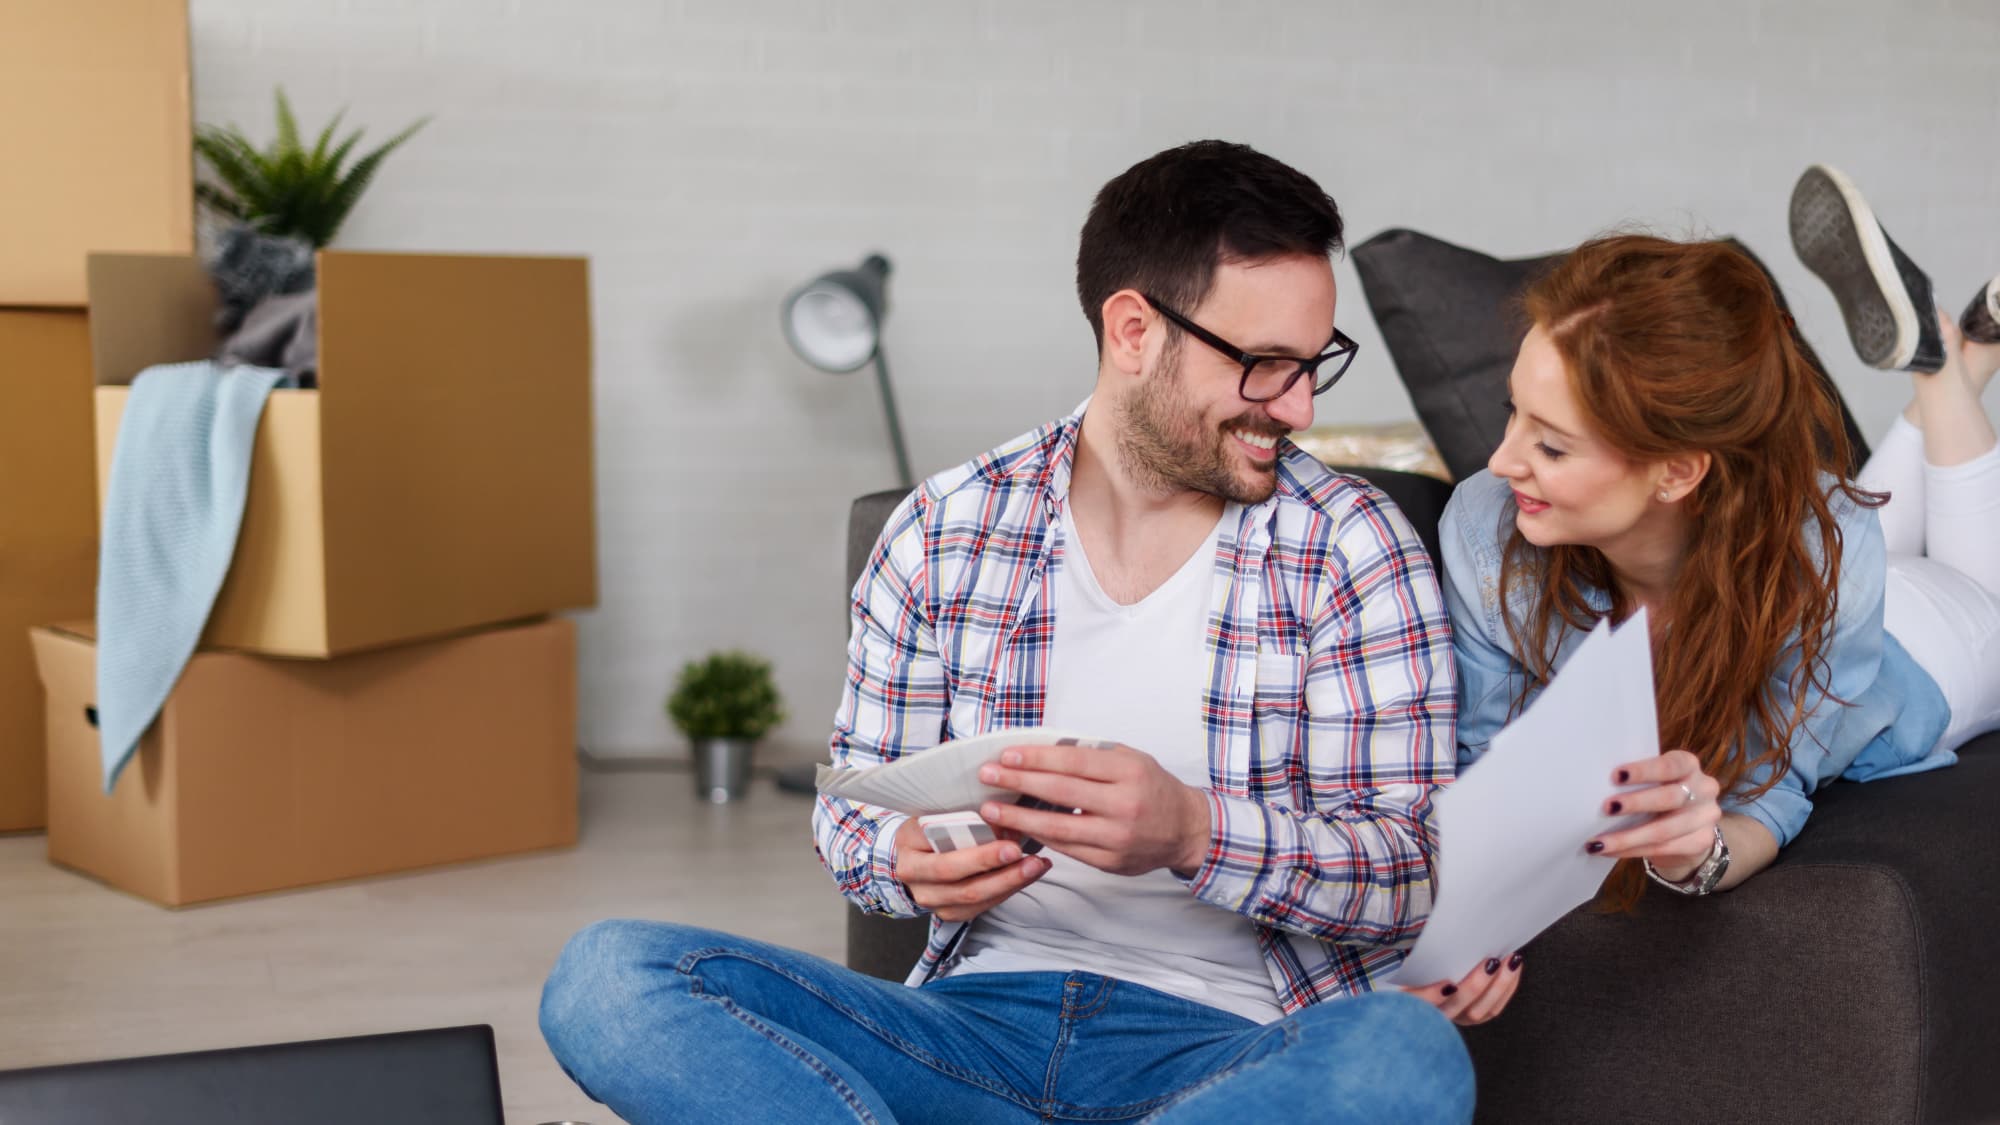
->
[692,737,755,804]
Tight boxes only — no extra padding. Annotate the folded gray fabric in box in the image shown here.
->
[219,290,317,387]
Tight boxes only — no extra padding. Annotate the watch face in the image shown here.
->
[1696,842,1730,893]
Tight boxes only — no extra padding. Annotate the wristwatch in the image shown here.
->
[1643,825,1730,896]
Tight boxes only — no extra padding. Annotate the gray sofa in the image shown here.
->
[840,469,2000,1124]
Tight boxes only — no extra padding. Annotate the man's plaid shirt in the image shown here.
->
[813,405,1457,1013]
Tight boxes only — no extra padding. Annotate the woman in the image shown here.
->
[1440,232,2000,906]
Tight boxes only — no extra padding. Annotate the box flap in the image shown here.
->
[28,622,96,691]
[33,620,97,644]
[85,254,218,385]
[315,252,597,651]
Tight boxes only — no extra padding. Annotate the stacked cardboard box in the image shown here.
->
[33,618,581,906]
[8,1,599,904]
[0,0,194,306]
[85,251,598,658]
[0,0,194,830]
[0,313,98,831]
[46,249,598,906]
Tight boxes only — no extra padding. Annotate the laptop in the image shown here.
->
[0,1024,505,1125]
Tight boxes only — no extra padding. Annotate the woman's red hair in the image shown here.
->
[1501,235,1882,909]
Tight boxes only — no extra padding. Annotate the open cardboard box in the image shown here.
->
[1,309,99,830]
[0,0,193,305]
[32,616,580,906]
[89,251,598,658]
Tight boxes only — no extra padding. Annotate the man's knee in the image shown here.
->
[1341,992,1474,1117]
[539,918,697,1063]
[1368,990,1471,1061]
[1279,991,1473,1119]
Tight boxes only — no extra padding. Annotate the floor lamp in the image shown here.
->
[774,254,913,796]
[780,253,914,490]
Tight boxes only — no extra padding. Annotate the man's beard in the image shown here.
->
[1116,341,1288,505]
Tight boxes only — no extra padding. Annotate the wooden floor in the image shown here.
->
[0,768,849,1125]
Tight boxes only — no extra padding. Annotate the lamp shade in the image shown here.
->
[781,254,890,374]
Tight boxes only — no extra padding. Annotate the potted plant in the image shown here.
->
[666,651,785,803]
[193,89,428,326]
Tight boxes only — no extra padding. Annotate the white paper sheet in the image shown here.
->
[1390,611,1656,986]
[814,727,1114,816]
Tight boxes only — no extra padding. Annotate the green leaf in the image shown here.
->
[194,181,250,221]
[273,88,301,158]
[322,126,363,177]
[190,91,428,248]
[313,116,428,246]
[194,126,266,215]
[308,107,346,168]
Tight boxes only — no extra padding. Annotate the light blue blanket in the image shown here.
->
[96,361,287,792]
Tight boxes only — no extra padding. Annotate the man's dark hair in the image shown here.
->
[1076,140,1343,353]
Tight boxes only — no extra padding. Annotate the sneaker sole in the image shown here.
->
[1789,164,1921,369]
[1965,275,2000,345]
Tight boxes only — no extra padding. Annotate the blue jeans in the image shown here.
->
[539,919,1473,1124]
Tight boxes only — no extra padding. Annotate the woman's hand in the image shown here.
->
[1588,749,1721,881]
[1402,953,1525,1026]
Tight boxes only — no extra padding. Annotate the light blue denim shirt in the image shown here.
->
[1439,469,1954,847]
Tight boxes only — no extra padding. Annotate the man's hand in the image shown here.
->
[1402,953,1524,1026]
[892,818,1050,923]
[975,742,1212,877]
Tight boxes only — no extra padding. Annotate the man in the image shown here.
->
[540,140,1497,1124]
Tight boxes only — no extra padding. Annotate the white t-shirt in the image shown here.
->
[943,509,1284,1023]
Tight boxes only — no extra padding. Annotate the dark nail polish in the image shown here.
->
[1441,984,1458,997]
[1507,952,1525,971]
[1615,769,1630,784]
[1608,800,1623,815]
[1586,841,1605,854]
[1484,958,1501,975]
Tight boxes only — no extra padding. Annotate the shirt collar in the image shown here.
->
[1035,397,1090,521]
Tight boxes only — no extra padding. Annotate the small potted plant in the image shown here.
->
[666,651,785,803]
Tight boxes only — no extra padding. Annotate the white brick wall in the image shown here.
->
[190,0,2000,759]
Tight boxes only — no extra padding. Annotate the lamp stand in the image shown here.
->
[872,350,914,490]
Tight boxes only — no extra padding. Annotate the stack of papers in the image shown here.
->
[815,727,1111,816]
[1391,611,1656,985]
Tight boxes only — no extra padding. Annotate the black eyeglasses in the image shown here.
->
[1143,293,1360,403]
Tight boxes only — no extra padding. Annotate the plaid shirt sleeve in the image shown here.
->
[811,491,947,917]
[1185,489,1455,948]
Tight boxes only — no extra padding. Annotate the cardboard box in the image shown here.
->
[0,0,194,305]
[88,251,598,658]
[32,616,580,906]
[1,309,99,830]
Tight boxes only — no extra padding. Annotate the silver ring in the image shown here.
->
[1679,783,1697,806]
